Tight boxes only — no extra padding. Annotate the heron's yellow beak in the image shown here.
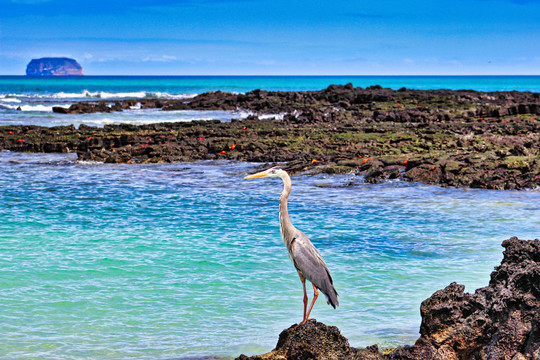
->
[244,170,270,179]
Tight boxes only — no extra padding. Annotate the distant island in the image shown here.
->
[26,57,84,76]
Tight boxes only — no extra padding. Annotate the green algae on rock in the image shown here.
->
[2,85,539,189]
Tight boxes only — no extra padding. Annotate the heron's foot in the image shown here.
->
[292,318,316,331]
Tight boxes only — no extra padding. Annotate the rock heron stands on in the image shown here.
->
[245,166,338,328]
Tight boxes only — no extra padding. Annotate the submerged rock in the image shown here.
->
[26,57,84,76]
[236,237,540,360]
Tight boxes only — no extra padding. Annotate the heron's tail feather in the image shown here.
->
[321,269,339,309]
[323,285,339,309]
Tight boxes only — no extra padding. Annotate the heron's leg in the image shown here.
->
[305,284,319,321]
[301,278,308,321]
[294,283,318,330]
[297,272,308,321]
[292,273,309,331]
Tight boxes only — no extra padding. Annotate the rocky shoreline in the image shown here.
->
[1,84,539,189]
[236,237,540,360]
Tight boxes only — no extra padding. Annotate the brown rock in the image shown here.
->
[236,321,384,360]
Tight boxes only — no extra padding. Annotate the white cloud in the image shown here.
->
[142,55,178,62]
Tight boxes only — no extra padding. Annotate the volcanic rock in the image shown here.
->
[2,85,540,189]
[26,57,84,76]
[235,320,384,360]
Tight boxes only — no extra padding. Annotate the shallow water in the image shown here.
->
[0,108,250,128]
[1,151,539,359]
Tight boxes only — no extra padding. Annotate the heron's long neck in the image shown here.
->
[279,173,295,248]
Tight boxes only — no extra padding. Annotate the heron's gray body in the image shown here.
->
[277,170,339,309]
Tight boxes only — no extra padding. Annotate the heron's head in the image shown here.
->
[244,166,287,180]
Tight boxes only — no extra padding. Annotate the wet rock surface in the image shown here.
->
[236,237,540,360]
[2,85,540,189]
[235,321,384,360]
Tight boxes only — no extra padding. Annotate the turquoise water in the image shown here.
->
[1,151,539,359]
[1,75,540,95]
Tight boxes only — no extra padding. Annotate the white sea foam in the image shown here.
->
[79,111,242,127]
[0,90,198,114]
[49,90,196,100]
[76,160,106,165]
[148,92,196,99]
[0,91,197,101]
[259,113,286,120]
[0,103,66,112]
[240,110,287,120]
[0,97,21,103]
[52,90,148,99]
[18,104,56,112]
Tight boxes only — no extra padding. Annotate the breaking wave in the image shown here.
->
[0,90,196,101]
[0,90,197,112]
[0,103,61,112]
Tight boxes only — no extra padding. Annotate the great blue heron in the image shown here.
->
[245,166,338,327]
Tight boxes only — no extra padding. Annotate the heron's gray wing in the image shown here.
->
[289,231,332,288]
[289,230,339,308]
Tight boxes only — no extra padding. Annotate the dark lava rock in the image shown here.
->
[236,320,384,360]
[3,85,540,189]
[26,57,84,76]
[365,164,403,183]
[53,102,112,114]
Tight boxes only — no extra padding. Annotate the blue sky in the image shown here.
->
[1,0,539,75]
